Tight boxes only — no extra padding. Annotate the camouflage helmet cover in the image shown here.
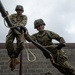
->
[15,5,24,12]
[34,19,45,28]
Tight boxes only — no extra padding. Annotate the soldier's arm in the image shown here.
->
[50,31,66,49]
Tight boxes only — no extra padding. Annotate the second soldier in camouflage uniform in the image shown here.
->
[6,5,27,71]
[26,19,75,75]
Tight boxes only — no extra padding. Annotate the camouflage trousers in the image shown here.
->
[43,47,75,75]
[6,31,25,58]
[50,49,75,75]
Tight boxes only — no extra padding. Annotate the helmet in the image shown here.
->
[34,19,45,28]
[15,5,24,12]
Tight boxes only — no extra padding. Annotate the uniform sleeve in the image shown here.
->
[50,31,66,45]
[9,14,27,26]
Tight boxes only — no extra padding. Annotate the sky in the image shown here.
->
[0,0,75,43]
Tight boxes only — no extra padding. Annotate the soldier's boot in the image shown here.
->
[72,70,75,75]
[67,68,75,75]
[45,71,53,75]
[9,58,20,71]
[64,71,75,75]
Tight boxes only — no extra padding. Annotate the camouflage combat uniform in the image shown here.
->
[6,13,27,58]
[30,30,75,75]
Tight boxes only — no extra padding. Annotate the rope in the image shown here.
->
[3,14,17,29]
[4,19,20,29]
[24,44,36,62]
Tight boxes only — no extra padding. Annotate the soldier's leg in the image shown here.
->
[50,60,67,75]
[14,34,25,58]
[6,33,15,58]
[57,53,75,75]
[6,33,19,71]
[51,48,75,75]
[59,61,75,75]
[51,59,75,75]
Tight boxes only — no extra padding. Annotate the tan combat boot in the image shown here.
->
[9,58,20,71]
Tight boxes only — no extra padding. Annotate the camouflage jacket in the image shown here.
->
[9,13,27,26]
[8,13,27,34]
[31,30,66,46]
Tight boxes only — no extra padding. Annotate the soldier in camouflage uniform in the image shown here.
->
[6,5,27,71]
[27,19,75,75]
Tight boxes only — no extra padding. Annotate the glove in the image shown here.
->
[56,43,65,49]
[17,26,22,32]
[21,26,27,32]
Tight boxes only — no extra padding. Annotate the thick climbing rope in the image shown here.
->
[4,19,21,28]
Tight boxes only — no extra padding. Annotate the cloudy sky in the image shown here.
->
[0,0,75,43]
